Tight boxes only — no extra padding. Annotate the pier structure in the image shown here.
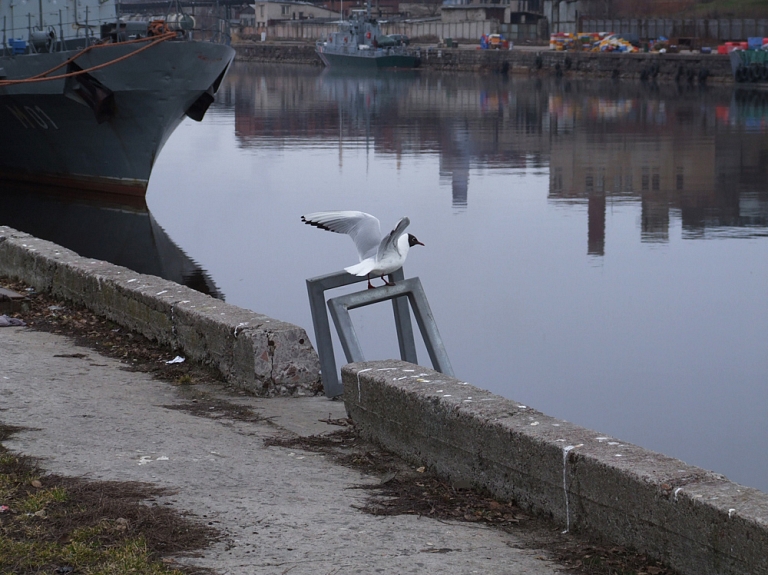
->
[2,225,767,575]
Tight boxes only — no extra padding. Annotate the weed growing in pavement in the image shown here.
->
[0,424,217,575]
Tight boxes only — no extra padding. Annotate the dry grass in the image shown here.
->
[0,425,218,575]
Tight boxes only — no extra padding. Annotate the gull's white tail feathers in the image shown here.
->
[344,259,376,276]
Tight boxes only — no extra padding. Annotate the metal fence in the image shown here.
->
[268,19,494,42]
[266,17,768,43]
[499,22,539,41]
[581,18,768,42]
[394,20,493,41]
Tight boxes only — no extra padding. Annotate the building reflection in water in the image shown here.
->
[225,64,768,253]
[0,186,221,299]
[440,123,470,210]
[548,85,768,253]
[226,64,550,211]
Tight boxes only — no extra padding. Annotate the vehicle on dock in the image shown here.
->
[0,0,235,197]
[315,9,419,69]
[481,34,510,50]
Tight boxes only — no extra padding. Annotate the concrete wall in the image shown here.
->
[343,360,768,575]
[544,0,582,34]
[233,43,734,84]
[401,19,493,40]
[235,42,321,65]
[415,47,734,84]
[264,19,494,42]
[0,226,321,396]
[583,18,768,42]
[441,7,500,24]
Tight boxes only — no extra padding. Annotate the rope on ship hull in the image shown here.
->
[0,30,177,88]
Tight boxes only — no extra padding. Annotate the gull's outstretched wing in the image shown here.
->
[302,211,382,261]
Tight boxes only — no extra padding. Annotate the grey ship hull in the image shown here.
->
[0,40,234,196]
[316,45,419,69]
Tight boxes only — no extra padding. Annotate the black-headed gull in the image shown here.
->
[301,211,424,289]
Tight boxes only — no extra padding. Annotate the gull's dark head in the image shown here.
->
[408,234,424,247]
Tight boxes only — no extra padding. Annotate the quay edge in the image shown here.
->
[344,361,768,575]
[233,42,735,83]
[4,225,766,573]
[0,226,321,396]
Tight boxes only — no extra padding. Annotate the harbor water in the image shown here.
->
[3,61,768,493]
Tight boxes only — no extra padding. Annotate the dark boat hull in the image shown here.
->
[0,40,235,197]
[316,45,419,69]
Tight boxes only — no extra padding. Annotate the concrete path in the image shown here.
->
[0,326,566,575]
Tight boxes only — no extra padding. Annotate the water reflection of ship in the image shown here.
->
[729,88,768,129]
[229,65,420,143]
[227,63,492,209]
[0,187,221,299]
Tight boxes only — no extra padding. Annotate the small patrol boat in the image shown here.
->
[315,7,419,69]
[0,0,234,196]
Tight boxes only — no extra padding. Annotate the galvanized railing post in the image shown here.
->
[307,267,422,397]
[307,269,452,397]
[327,277,453,378]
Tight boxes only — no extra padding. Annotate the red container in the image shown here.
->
[717,45,728,54]
[739,41,748,49]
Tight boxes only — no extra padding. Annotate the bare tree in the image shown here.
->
[418,0,444,18]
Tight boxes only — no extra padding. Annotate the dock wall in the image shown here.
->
[344,360,768,575]
[5,226,767,573]
[0,226,321,396]
[233,42,734,84]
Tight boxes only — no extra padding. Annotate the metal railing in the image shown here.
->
[307,268,452,398]
[2,8,230,57]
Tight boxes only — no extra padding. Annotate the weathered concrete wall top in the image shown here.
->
[0,226,321,396]
[344,360,768,575]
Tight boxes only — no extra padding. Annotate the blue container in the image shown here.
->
[747,37,763,50]
[8,38,27,55]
